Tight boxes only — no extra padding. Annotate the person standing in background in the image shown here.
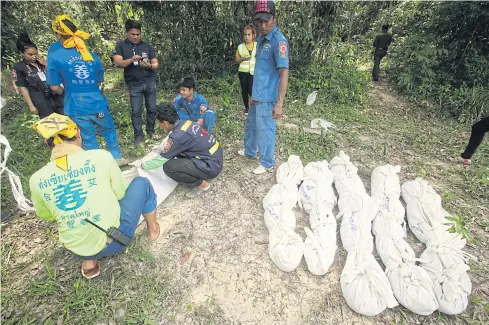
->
[13,33,64,118]
[235,25,257,117]
[48,14,128,166]
[372,24,393,81]
[461,116,488,165]
[113,19,159,147]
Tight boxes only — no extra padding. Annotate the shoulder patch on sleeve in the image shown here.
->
[162,138,173,153]
[279,41,287,59]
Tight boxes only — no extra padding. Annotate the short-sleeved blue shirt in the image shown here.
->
[47,48,109,116]
[252,25,289,103]
[173,92,209,121]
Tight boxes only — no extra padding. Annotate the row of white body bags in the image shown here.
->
[299,161,338,275]
[402,178,475,315]
[264,156,304,272]
[371,165,438,315]
[330,152,398,316]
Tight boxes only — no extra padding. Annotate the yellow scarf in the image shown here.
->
[33,113,79,171]
[52,14,93,61]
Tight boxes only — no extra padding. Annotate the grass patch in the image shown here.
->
[1,233,180,324]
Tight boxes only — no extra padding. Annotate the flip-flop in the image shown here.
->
[81,261,100,280]
[148,222,160,242]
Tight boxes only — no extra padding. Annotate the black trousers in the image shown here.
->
[372,50,387,81]
[163,158,213,187]
[238,72,254,111]
[461,116,489,159]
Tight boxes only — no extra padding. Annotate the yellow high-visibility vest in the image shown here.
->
[238,42,257,75]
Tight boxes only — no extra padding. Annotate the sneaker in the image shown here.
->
[116,158,130,167]
[253,165,273,175]
[462,158,472,166]
[238,149,246,157]
[134,137,144,147]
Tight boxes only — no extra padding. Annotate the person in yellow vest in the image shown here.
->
[29,113,160,279]
[235,25,257,117]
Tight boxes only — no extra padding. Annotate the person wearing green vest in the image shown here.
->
[29,113,160,279]
[235,25,257,117]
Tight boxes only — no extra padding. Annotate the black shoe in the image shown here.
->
[134,137,144,147]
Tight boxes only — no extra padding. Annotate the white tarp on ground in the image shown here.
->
[123,148,178,224]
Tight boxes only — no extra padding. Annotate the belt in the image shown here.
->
[251,100,261,104]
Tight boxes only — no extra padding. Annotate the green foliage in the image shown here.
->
[445,214,473,243]
[377,1,489,122]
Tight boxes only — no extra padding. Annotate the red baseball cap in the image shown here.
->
[254,0,275,22]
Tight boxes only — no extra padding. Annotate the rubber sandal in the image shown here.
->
[148,222,160,242]
[81,261,100,280]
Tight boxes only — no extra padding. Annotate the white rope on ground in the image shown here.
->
[0,134,35,212]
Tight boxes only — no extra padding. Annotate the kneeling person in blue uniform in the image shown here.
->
[142,103,223,198]
[173,76,216,134]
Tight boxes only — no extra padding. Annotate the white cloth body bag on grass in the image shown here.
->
[276,155,304,185]
[341,251,398,316]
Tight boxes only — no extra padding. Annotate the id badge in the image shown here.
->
[37,71,46,81]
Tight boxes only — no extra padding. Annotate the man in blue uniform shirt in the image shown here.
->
[47,15,128,166]
[240,0,289,175]
[173,76,216,134]
[141,103,223,198]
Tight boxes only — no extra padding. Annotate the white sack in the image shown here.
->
[263,202,297,231]
[303,161,334,184]
[263,180,298,210]
[371,164,401,198]
[299,179,337,215]
[339,212,373,253]
[429,264,472,315]
[268,227,304,272]
[329,152,366,195]
[385,262,439,316]
[375,236,415,267]
[338,192,378,223]
[372,210,405,239]
[373,194,406,222]
[420,230,472,271]
[309,204,336,230]
[304,225,337,275]
[341,251,398,316]
[276,155,304,185]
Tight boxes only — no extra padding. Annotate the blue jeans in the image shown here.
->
[71,113,122,159]
[243,101,277,168]
[176,110,216,134]
[77,177,157,260]
[129,80,157,140]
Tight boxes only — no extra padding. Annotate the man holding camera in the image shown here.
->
[48,15,128,166]
[113,19,159,146]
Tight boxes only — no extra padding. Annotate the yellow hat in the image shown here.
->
[32,113,78,145]
[52,14,93,61]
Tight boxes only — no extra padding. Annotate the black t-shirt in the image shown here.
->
[114,39,156,86]
[13,60,49,92]
[373,34,393,51]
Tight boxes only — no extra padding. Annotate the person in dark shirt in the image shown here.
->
[141,103,223,198]
[113,19,159,146]
[372,24,393,81]
[13,33,64,118]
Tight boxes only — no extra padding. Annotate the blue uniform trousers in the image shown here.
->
[243,101,276,168]
[71,113,122,159]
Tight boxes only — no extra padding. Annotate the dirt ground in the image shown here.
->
[141,81,489,325]
[2,81,488,325]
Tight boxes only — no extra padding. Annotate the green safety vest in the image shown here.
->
[238,42,257,75]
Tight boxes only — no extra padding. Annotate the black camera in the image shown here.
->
[43,88,59,98]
